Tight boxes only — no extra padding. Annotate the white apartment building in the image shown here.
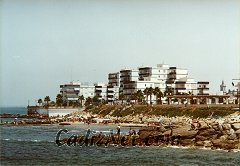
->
[197,81,210,95]
[167,67,188,84]
[174,78,198,95]
[107,85,119,103]
[108,72,120,86]
[138,64,169,92]
[79,82,95,99]
[119,69,138,98]
[94,82,108,101]
[60,63,211,105]
[60,82,80,104]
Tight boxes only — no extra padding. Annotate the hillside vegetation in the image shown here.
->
[85,104,236,118]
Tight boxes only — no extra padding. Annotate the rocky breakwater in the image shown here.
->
[138,113,240,150]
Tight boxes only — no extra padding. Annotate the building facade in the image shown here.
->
[60,82,80,104]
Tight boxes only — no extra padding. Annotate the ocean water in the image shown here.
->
[1,107,240,166]
[0,107,27,115]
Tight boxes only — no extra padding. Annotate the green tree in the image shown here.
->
[130,92,138,104]
[38,98,42,106]
[148,87,154,105]
[154,87,163,105]
[56,94,63,107]
[119,93,125,104]
[50,101,55,106]
[164,86,173,96]
[78,95,84,106]
[143,87,149,104]
[44,96,51,106]
[136,90,144,104]
[164,86,173,104]
[92,95,100,105]
[85,97,92,106]
[143,87,154,105]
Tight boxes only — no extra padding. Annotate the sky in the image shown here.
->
[0,0,240,107]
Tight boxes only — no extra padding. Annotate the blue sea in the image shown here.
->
[1,107,240,166]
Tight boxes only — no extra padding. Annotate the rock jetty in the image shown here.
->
[57,112,240,151]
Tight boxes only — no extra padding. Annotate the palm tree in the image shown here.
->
[38,99,42,106]
[78,95,84,106]
[56,94,63,107]
[143,87,149,104]
[131,92,138,104]
[119,93,125,104]
[85,97,92,106]
[136,90,144,104]
[164,87,173,104]
[153,87,163,104]
[143,87,154,105]
[92,95,100,105]
[164,86,173,96]
[44,96,51,106]
[148,87,154,105]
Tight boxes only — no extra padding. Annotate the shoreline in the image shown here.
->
[1,105,240,151]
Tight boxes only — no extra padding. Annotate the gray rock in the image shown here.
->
[231,123,240,130]
[195,141,204,147]
[203,140,212,147]
[179,139,194,146]
[222,124,232,130]
[198,128,216,137]
[172,127,198,139]
[195,135,208,141]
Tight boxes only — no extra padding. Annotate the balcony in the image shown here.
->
[120,70,131,73]
[95,89,102,93]
[95,86,102,88]
[197,87,209,90]
[175,88,186,90]
[197,93,209,95]
[123,87,135,90]
[168,71,176,75]
[197,81,209,84]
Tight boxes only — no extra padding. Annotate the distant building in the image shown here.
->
[174,78,198,95]
[220,80,226,94]
[60,81,80,104]
[197,81,209,95]
[79,82,95,99]
[138,64,169,92]
[119,69,138,99]
[107,85,119,103]
[166,67,188,85]
[108,72,120,86]
[94,82,108,102]
[60,63,212,105]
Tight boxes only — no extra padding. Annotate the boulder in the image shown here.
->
[222,124,232,130]
[195,135,208,141]
[138,126,165,139]
[203,140,212,147]
[211,139,239,150]
[195,141,204,147]
[228,129,237,140]
[231,123,240,130]
[172,126,198,139]
[219,135,228,141]
[198,128,216,137]
[179,139,194,146]
[235,129,240,138]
